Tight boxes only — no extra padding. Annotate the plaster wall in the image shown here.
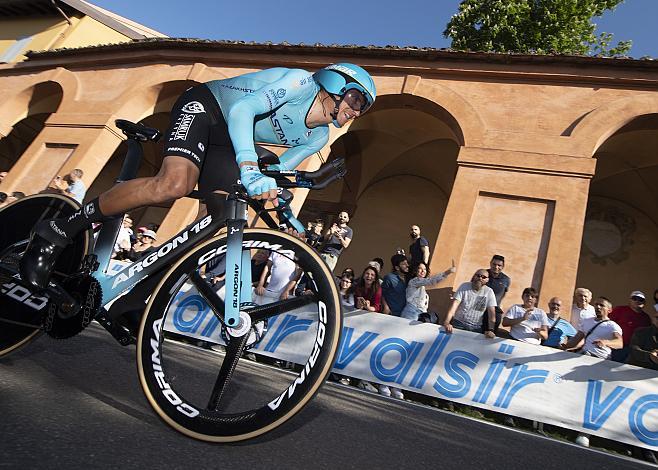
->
[0,46,656,308]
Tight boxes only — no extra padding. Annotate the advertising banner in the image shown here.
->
[164,289,658,450]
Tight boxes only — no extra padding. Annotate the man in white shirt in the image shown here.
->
[254,251,300,303]
[570,287,595,328]
[443,268,497,338]
[502,287,549,344]
[561,295,623,449]
[562,296,623,359]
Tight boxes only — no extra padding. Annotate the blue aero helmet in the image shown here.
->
[313,63,376,127]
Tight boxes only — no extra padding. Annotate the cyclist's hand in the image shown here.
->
[255,285,266,296]
[240,165,278,206]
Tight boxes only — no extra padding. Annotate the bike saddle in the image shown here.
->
[115,119,161,142]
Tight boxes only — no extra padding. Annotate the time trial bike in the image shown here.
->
[0,119,344,442]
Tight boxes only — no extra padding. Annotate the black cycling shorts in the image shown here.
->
[164,84,239,194]
[164,83,279,216]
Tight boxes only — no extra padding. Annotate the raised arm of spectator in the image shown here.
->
[408,268,453,289]
[443,298,461,334]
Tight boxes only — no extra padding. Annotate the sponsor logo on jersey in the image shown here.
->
[198,142,205,152]
[270,112,288,145]
[170,114,195,141]
[282,114,293,125]
[181,101,205,114]
[276,88,286,99]
[305,130,312,138]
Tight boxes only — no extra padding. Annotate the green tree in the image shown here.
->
[444,0,632,56]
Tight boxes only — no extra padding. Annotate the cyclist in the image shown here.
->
[20,63,376,290]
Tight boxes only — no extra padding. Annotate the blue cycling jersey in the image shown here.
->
[205,68,329,170]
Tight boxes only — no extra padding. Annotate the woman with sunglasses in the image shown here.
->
[21,63,377,290]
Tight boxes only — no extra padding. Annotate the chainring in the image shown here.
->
[45,276,102,339]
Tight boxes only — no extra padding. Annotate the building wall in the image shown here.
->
[0,46,656,312]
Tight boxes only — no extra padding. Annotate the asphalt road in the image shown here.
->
[0,324,651,469]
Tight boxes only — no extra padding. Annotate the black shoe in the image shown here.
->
[19,220,71,290]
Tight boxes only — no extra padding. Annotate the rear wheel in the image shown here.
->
[137,228,342,442]
[0,194,89,357]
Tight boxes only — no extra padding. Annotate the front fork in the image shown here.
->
[224,195,253,327]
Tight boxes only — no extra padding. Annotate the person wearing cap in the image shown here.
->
[381,253,410,317]
[319,211,352,271]
[125,228,157,261]
[609,290,651,363]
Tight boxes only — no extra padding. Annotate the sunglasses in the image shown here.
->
[549,303,562,307]
[631,296,645,302]
[475,274,488,279]
[343,89,369,113]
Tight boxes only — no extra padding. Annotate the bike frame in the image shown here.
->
[92,193,251,328]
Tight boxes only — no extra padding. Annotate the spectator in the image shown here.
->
[400,261,455,321]
[306,218,324,249]
[319,211,352,271]
[628,304,658,370]
[255,251,300,303]
[353,265,383,313]
[570,287,595,328]
[485,254,510,334]
[250,249,270,285]
[381,254,409,316]
[367,259,382,275]
[562,296,623,358]
[561,296,623,448]
[626,306,658,464]
[336,267,355,283]
[112,214,134,259]
[354,265,404,398]
[4,191,25,206]
[443,269,497,339]
[123,229,157,261]
[609,291,651,363]
[542,297,577,348]
[65,169,86,203]
[49,169,86,203]
[502,287,549,344]
[408,225,430,269]
[330,271,357,387]
[338,272,355,309]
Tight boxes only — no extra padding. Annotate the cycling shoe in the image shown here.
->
[19,220,71,290]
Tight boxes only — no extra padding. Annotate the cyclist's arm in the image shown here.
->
[276,131,328,170]
[226,69,316,166]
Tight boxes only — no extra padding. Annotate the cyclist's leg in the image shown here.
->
[20,84,218,289]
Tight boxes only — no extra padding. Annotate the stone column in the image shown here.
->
[429,146,596,314]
